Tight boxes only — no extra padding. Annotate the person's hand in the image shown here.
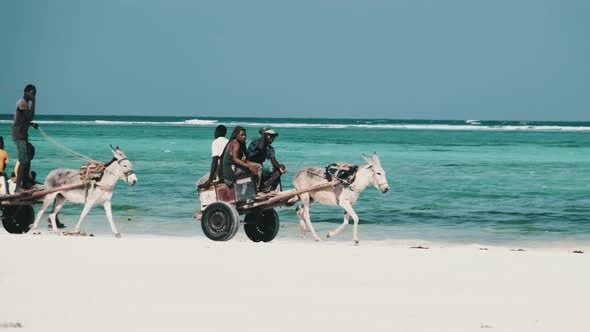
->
[24,91,35,102]
[31,122,39,130]
[279,164,287,174]
[198,180,212,190]
[248,165,259,175]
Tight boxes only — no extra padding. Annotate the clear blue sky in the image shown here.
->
[1,0,589,120]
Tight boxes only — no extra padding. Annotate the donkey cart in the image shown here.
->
[194,176,336,242]
[0,177,86,234]
[0,175,45,234]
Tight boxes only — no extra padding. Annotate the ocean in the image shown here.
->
[1,115,589,246]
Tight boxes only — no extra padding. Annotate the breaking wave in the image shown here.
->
[0,118,589,132]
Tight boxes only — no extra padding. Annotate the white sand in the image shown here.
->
[0,233,588,332]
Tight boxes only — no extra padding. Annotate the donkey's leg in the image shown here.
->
[74,201,96,233]
[30,193,57,232]
[48,195,66,233]
[327,211,350,238]
[103,200,120,237]
[338,200,360,245]
[300,193,320,242]
[295,204,307,238]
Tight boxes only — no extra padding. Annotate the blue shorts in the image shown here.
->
[13,139,30,163]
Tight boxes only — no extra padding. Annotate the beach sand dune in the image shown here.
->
[1,234,588,332]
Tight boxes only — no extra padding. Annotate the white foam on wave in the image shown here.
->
[0,119,218,126]
[184,119,218,125]
[225,121,348,129]
[94,120,185,125]
[0,120,99,125]
[94,119,217,126]
[227,122,590,132]
[0,119,589,132]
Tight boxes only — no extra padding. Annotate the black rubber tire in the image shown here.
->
[2,205,35,234]
[201,202,240,241]
[244,209,280,243]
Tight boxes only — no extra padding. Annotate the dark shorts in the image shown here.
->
[13,139,29,163]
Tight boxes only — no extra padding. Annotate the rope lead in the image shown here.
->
[37,127,100,163]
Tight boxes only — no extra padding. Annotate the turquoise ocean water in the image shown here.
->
[1,115,589,246]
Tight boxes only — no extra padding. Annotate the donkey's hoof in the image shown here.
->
[314,237,321,243]
[114,233,122,238]
[354,240,360,246]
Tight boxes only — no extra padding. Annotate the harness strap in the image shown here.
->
[325,163,359,185]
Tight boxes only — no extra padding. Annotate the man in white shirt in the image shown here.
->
[198,125,228,189]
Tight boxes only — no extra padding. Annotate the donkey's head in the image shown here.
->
[362,152,389,193]
[110,145,138,186]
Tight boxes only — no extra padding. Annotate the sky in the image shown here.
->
[1,0,589,120]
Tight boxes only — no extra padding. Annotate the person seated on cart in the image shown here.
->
[0,136,9,175]
[247,128,287,192]
[221,126,261,188]
[197,125,228,190]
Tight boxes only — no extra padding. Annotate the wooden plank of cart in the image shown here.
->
[194,175,337,242]
[0,174,85,234]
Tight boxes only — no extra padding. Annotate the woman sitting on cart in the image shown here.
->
[220,126,261,188]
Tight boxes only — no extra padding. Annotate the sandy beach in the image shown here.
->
[0,232,588,332]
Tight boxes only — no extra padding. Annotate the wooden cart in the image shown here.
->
[0,176,84,234]
[194,176,337,242]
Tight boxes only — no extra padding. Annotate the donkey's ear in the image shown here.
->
[362,153,373,164]
[110,145,126,159]
[372,152,381,164]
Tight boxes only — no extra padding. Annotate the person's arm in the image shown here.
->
[198,156,220,189]
[257,135,266,151]
[18,97,38,129]
[207,156,220,181]
[29,95,35,117]
[24,94,35,122]
[0,155,6,174]
[270,155,281,171]
[268,147,286,173]
[231,142,258,174]
[247,136,265,161]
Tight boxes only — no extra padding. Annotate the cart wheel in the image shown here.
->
[2,205,35,234]
[244,209,280,243]
[201,202,240,241]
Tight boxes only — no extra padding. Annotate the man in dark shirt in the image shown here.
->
[12,84,39,193]
[247,128,286,192]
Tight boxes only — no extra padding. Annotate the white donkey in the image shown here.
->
[30,146,138,237]
[293,153,389,244]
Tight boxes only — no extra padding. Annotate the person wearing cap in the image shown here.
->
[247,127,287,192]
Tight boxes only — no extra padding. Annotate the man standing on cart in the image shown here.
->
[247,128,287,192]
[12,84,39,194]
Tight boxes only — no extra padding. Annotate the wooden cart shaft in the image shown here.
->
[0,182,86,205]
